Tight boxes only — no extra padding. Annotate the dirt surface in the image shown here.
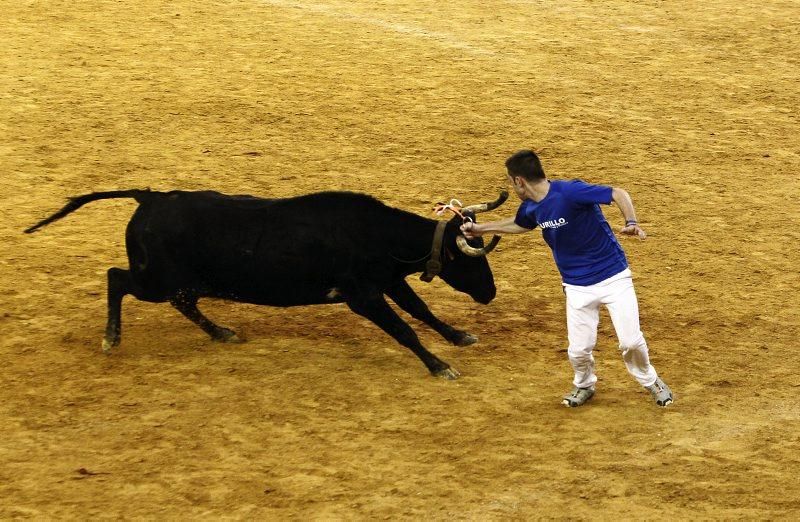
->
[2,0,799,518]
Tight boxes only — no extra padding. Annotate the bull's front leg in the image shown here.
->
[170,292,242,343]
[103,267,131,353]
[386,280,478,347]
[345,291,459,380]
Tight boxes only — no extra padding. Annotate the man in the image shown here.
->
[461,150,673,407]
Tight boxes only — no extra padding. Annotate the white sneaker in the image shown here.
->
[646,378,673,407]
[562,386,595,407]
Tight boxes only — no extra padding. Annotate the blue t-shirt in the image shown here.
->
[515,180,628,286]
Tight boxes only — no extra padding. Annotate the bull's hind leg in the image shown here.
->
[386,280,478,347]
[346,292,458,380]
[170,292,242,343]
[103,267,131,353]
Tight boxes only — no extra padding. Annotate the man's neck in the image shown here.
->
[527,179,551,202]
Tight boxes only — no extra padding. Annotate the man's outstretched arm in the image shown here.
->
[460,216,532,239]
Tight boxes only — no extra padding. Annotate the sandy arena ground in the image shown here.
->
[1,0,799,518]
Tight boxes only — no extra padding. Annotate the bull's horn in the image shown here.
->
[456,235,502,257]
[463,191,509,214]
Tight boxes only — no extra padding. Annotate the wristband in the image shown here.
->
[625,220,638,226]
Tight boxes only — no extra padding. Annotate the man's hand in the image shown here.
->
[621,223,647,240]
[460,221,482,239]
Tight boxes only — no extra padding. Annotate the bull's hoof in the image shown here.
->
[101,338,117,354]
[434,367,460,380]
[212,329,244,343]
[453,332,478,347]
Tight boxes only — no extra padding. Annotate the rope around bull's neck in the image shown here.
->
[391,201,465,265]
[390,218,445,264]
[390,249,433,264]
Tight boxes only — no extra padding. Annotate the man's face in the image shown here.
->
[507,173,526,200]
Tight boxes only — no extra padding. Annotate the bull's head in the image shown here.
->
[437,191,508,304]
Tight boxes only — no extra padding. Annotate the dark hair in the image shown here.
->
[505,150,546,181]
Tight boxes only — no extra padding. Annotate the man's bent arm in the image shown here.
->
[461,216,531,239]
[611,187,647,239]
[611,188,638,223]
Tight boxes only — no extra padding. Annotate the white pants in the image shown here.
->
[564,269,658,389]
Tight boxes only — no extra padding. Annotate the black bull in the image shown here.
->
[25,189,508,379]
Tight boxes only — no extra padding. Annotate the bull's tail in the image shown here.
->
[25,189,157,234]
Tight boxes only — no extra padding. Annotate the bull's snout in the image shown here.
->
[473,284,496,305]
